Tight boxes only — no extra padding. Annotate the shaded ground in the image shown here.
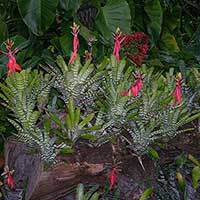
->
[57,131,200,199]
[1,131,200,199]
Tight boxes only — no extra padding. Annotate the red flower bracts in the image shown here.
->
[113,28,126,61]
[122,32,149,66]
[68,23,80,65]
[172,73,182,106]
[7,174,15,189]
[0,40,22,76]
[121,72,145,97]
[1,165,15,189]
[85,50,92,62]
[108,167,118,190]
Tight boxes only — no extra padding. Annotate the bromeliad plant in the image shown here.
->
[0,69,63,164]
[49,98,100,149]
[45,55,103,109]
[120,67,200,157]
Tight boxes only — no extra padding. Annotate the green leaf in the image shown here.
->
[65,114,72,129]
[176,172,185,192]
[79,113,94,128]
[85,185,99,200]
[17,0,59,35]
[84,125,101,132]
[60,147,75,154]
[80,134,97,140]
[59,0,80,13]
[43,119,51,132]
[51,33,72,56]
[76,183,84,200]
[179,112,200,127]
[95,0,131,40]
[139,187,153,200]
[161,32,180,52]
[90,192,99,200]
[0,17,8,42]
[188,154,200,167]
[68,98,75,123]
[53,129,66,139]
[148,147,160,160]
[164,6,181,32]
[144,0,163,44]
[192,166,200,189]
[75,108,80,126]
[50,113,65,130]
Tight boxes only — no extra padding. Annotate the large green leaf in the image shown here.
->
[164,5,181,32]
[161,32,180,53]
[17,0,59,35]
[95,0,131,40]
[0,17,7,43]
[59,0,80,12]
[59,0,80,18]
[144,0,163,43]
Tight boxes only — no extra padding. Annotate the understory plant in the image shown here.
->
[45,55,103,109]
[0,24,199,168]
[1,55,200,166]
[49,98,100,149]
[0,69,63,163]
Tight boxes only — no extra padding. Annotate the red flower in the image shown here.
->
[121,72,144,97]
[122,32,149,66]
[126,54,143,66]
[121,90,129,97]
[113,28,126,61]
[138,44,148,56]
[108,167,118,190]
[1,165,15,190]
[131,83,139,97]
[68,23,80,65]
[7,173,15,189]
[172,73,182,106]
[0,40,22,76]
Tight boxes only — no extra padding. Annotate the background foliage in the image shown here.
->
[0,0,199,74]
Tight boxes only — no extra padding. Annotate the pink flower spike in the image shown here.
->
[108,168,118,190]
[0,40,22,76]
[121,72,144,98]
[131,84,139,97]
[172,73,182,106]
[1,165,15,190]
[68,23,80,65]
[121,90,129,97]
[113,28,125,61]
[135,79,143,91]
[7,174,15,189]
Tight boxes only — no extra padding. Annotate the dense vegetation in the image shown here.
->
[0,0,200,199]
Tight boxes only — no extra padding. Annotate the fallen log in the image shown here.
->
[4,137,104,200]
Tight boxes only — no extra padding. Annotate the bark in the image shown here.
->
[4,137,104,200]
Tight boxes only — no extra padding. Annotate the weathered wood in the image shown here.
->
[4,137,104,200]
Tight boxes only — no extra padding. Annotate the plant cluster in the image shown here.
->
[0,24,199,167]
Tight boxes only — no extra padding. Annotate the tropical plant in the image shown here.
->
[0,69,61,163]
[45,55,103,109]
[49,98,100,148]
[94,56,134,137]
